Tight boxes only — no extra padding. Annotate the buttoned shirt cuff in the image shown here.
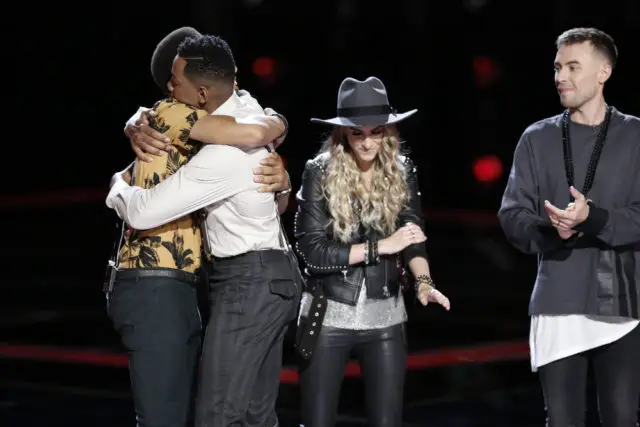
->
[106,162,134,211]
[124,108,143,134]
[269,112,288,139]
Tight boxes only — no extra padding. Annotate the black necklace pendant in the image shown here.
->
[561,106,613,202]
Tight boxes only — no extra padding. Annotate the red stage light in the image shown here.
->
[473,155,503,183]
[472,56,499,89]
[252,56,275,78]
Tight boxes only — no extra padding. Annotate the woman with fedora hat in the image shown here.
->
[294,76,451,426]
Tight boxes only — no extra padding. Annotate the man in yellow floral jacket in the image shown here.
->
[107,28,289,427]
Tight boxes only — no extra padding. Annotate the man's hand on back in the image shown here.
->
[254,153,289,193]
[124,107,171,162]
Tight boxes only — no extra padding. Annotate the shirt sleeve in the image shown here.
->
[398,157,428,262]
[498,133,568,254]
[235,89,264,112]
[294,159,352,272]
[106,145,247,230]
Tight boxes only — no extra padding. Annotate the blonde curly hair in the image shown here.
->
[320,125,409,243]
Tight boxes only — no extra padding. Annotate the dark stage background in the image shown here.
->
[2,0,639,425]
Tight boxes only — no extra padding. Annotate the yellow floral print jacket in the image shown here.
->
[117,99,207,274]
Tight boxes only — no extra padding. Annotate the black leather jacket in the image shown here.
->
[294,153,428,305]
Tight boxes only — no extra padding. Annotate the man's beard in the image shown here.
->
[560,96,579,108]
[560,90,594,109]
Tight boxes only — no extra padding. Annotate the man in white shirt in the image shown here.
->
[105,30,291,427]
[107,34,299,427]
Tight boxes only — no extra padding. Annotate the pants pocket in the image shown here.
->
[269,278,296,298]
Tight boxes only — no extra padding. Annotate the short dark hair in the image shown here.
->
[150,27,202,94]
[556,27,618,68]
[177,35,236,88]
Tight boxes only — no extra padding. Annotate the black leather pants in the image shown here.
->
[299,323,407,427]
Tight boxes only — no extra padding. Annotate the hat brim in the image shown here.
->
[310,109,417,127]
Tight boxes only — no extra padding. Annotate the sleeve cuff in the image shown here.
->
[562,231,583,248]
[106,166,133,210]
[537,226,563,252]
[573,202,609,235]
[336,245,351,267]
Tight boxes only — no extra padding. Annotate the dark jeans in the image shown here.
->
[194,250,299,427]
[538,323,640,427]
[299,323,407,427]
[108,274,202,427]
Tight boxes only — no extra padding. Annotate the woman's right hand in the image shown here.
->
[124,107,170,162]
[378,223,426,255]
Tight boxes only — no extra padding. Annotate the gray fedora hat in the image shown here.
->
[311,76,417,127]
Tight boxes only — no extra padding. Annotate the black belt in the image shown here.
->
[114,268,200,286]
[211,249,285,265]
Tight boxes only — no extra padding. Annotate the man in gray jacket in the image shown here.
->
[498,27,639,427]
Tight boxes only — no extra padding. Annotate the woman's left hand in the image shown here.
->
[417,283,450,310]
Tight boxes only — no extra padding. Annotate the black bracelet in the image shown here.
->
[372,240,379,264]
[270,112,289,139]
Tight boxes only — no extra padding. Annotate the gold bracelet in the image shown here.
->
[415,274,434,286]
[414,274,435,293]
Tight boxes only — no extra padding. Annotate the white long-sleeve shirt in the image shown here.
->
[106,92,280,258]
